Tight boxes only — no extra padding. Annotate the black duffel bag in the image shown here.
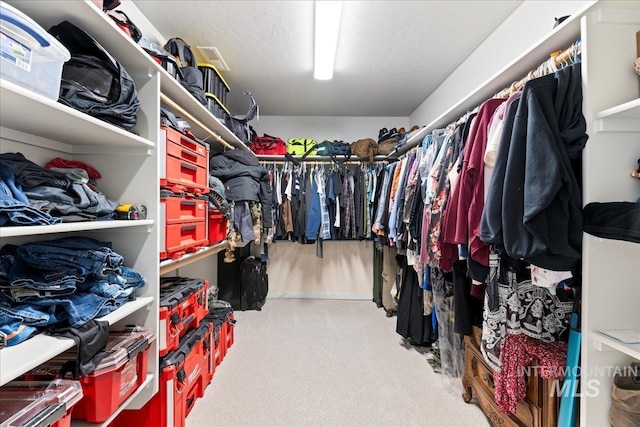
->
[49,21,140,130]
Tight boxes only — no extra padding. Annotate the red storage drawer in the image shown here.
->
[161,195,207,224]
[160,126,209,195]
[159,276,209,357]
[207,209,228,245]
[160,221,208,260]
[0,380,83,427]
[111,323,213,427]
[163,127,208,168]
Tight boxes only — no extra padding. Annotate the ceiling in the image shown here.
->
[133,1,523,117]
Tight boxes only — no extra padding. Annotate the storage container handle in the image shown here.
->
[1,9,50,47]
[182,313,195,327]
[22,402,66,427]
[126,337,149,360]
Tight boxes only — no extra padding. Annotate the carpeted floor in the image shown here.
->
[186,299,490,426]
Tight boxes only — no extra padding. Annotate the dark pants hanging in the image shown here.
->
[396,261,434,346]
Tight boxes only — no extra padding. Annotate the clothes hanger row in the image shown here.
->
[494,39,581,99]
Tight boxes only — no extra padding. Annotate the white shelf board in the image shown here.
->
[595,98,640,120]
[0,80,155,150]
[160,241,229,275]
[591,331,640,360]
[72,374,155,427]
[0,296,154,386]
[0,219,154,238]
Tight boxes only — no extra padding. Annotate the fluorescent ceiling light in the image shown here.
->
[314,1,343,80]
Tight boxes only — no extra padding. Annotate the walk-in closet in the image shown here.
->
[0,1,638,426]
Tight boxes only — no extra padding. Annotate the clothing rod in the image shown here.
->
[160,92,234,150]
[494,41,581,99]
[259,160,369,165]
[256,155,389,162]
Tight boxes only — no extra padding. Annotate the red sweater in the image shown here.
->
[441,98,505,268]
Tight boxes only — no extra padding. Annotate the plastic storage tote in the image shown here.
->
[0,1,70,100]
[72,326,155,423]
[0,380,83,427]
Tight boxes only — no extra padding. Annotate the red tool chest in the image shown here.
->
[159,125,209,195]
[159,277,209,357]
[110,322,213,427]
[0,380,83,427]
[203,304,235,367]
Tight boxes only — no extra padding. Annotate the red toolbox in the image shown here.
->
[159,277,209,357]
[203,303,235,366]
[160,125,209,195]
[225,313,235,351]
[160,220,209,260]
[110,322,213,427]
[207,208,228,246]
[0,380,83,427]
[161,195,208,224]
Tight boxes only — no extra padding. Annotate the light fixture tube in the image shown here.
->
[314,1,343,80]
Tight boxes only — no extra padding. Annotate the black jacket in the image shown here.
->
[209,150,272,228]
[482,63,586,271]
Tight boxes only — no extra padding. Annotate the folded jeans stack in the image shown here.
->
[0,236,146,347]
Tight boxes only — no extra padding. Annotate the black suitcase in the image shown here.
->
[239,256,268,311]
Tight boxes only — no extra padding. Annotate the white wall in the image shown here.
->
[410,0,594,125]
[267,241,374,300]
[254,116,409,143]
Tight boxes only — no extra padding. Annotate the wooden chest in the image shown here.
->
[461,326,560,427]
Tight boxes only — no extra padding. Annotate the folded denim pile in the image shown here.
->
[0,153,119,226]
[0,237,146,347]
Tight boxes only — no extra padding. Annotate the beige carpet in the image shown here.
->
[186,299,490,427]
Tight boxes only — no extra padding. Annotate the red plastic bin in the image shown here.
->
[207,209,228,246]
[71,326,154,423]
[0,380,82,427]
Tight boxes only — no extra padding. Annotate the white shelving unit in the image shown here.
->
[0,0,246,423]
[580,2,640,424]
